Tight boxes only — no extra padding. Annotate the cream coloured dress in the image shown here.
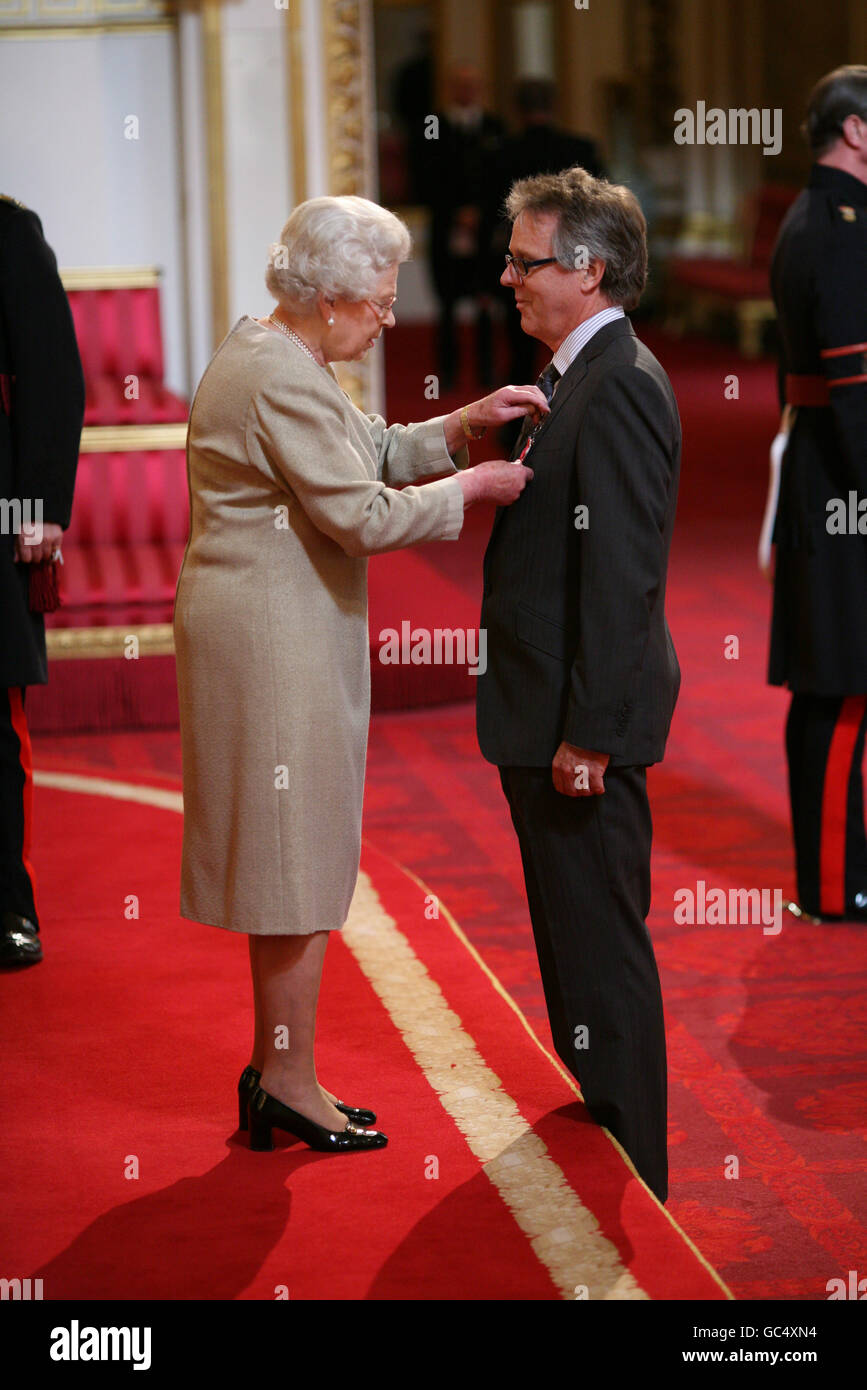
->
[173,316,466,934]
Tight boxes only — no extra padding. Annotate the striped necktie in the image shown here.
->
[513,362,561,461]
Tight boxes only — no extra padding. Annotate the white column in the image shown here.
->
[177,8,213,389]
[222,0,292,328]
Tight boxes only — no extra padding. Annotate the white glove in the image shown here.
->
[759,408,794,580]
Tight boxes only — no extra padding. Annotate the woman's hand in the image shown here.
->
[466,384,552,432]
[458,460,533,508]
[442,384,551,456]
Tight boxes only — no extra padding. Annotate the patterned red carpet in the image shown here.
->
[12,323,867,1298]
[2,782,726,1300]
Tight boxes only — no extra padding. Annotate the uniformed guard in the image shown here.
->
[767,66,867,922]
[0,196,84,966]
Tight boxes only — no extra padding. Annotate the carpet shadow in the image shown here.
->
[364,1103,637,1301]
[649,762,794,890]
[650,768,867,1145]
[30,1136,330,1300]
[727,925,867,1140]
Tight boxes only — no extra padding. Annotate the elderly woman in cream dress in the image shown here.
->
[174,195,545,1155]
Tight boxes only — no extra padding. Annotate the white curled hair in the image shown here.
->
[265,196,411,310]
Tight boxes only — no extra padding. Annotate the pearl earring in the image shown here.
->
[327,316,335,325]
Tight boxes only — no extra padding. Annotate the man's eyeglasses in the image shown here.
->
[366,295,397,320]
[504,253,558,282]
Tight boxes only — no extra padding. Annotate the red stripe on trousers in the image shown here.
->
[8,688,38,918]
[819,695,867,917]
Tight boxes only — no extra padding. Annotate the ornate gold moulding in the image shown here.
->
[79,423,188,452]
[60,266,162,290]
[46,623,175,660]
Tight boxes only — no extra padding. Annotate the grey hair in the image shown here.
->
[505,167,648,311]
[265,195,411,310]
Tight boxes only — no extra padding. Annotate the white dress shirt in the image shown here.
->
[551,305,625,383]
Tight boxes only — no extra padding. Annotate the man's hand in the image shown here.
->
[15,522,63,565]
[552,740,609,797]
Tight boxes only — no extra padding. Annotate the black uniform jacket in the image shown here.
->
[769,164,867,694]
[476,317,681,768]
[0,198,84,686]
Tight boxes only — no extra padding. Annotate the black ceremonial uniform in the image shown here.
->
[769,164,867,919]
[0,196,83,963]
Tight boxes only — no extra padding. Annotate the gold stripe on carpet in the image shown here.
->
[345,872,646,1300]
[34,771,183,813]
[32,769,646,1300]
[378,846,734,1300]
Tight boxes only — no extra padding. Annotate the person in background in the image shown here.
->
[767,65,867,924]
[392,25,435,205]
[492,78,607,425]
[424,64,506,390]
[0,195,83,969]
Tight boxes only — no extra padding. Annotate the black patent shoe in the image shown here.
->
[237,1066,376,1131]
[248,1085,388,1153]
[0,912,42,968]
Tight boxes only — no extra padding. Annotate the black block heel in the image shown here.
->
[238,1065,259,1131]
[237,1066,376,1131]
[248,1085,387,1154]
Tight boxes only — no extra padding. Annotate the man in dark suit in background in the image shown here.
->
[768,65,867,924]
[492,79,607,399]
[476,168,681,1202]
[0,195,83,967]
[424,64,505,389]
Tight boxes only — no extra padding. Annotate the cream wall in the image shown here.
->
[0,26,187,394]
[222,0,292,334]
[2,0,864,407]
[0,1,380,399]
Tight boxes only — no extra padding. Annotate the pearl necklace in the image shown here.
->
[268,314,318,362]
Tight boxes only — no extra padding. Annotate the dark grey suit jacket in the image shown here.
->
[476,316,681,768]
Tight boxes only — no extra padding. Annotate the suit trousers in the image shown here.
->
[785,692,867,917]
[0,687,38,925]
[498,762,668,1202]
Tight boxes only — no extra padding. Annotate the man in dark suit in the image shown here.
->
[491,79,607,401]
[0,195,83,966]
[423,64,506,389]
[768,65,867,923]
[476,168,681,1203]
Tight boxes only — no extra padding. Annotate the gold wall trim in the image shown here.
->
[323,0,375,409]
[0,0,170,14]
[323,0,372,197]
[46,623,175,660]
[60,265,161,291]
[0,20,172,35]
[286,2,307,205]
[202,0,228,350]
[80,422,187,452]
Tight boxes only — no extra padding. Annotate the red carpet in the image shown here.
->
[11,322,867,1299]
[1,780,725,1300]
